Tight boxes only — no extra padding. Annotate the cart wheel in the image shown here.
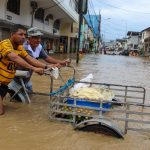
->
[74,119,124,139]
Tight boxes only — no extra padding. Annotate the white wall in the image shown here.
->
[142,31,150,43]
[53,0,78,23]
[4,0,31,25]
[0,0,6,19]
[127,36,139,45]
[60,23,71,35]
[1,0,79,25]
[1,0,78,35]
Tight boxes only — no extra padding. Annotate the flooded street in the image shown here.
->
[1,54,150,150]
[76,54,150,102]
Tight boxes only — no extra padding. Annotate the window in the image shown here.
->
[53,19,60,30]
[134,45,138,49]
[7,0,20,15]
[35,8,44,23]
[45,14,53,21]
[45,14,53,25]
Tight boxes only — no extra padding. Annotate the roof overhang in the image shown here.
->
[35,0,78,23]
[42,30,60,39]
[141,27,150,32]
[127,31,140,36]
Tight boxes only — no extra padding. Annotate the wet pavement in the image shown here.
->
[1,54,150,150]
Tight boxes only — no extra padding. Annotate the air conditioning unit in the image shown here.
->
[30,1,38,10]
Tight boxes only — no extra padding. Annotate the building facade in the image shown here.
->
[141,27,150,55]
[126,31,141,51]
[0,0,79,53]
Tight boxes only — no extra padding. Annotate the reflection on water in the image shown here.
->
[1,54,150,150]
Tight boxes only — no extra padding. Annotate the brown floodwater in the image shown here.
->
[1,54,150,150]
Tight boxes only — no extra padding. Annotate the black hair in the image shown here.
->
[10,24,26,33]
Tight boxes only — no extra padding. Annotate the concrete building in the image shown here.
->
[115,38,127,51]
[141,27,150,55]
[0,0,79,53]
[104,41,115,51]
[126,31,141,51]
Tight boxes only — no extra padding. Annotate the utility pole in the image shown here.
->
[76,13,83,64]
[97,10,101,53]
[76,0,88,64]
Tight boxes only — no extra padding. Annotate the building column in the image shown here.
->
[67,36,70,53]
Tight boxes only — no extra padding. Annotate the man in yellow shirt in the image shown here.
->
[0,24,54,115]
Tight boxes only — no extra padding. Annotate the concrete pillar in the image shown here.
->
[67,36,70,53]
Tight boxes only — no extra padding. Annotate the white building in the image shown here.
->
[0,0,79,52]
[141,27,150,53]
[115,39,127,51]
[126,31,141,51]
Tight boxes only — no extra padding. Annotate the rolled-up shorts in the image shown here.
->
[0,84,8,98]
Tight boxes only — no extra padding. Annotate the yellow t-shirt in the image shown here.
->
[0,39,28,85]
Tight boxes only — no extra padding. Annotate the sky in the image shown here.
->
[88,0,150,42]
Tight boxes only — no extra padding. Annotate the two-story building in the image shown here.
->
[0,0,79,53]
[141,27,150,55]
[115,38,127,51]
[126,31,141,51]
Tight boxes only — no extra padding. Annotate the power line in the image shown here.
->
[88,0,99,22]
[101,1,150,14]
[101,22,127,32]
[86,0,101,37]
[102,31,125,37]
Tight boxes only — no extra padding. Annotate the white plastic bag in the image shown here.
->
[69,73,93,94]
[51,67,59,79]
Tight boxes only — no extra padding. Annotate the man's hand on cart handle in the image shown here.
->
[43,67,58,73]
[44,62,62,73]
[60,58,71,66]
[44,67,59,79]
[33,67,44,75]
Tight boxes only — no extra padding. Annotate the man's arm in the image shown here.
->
[7,52,44,74]
[39,48,71,66]
[44,54,71,66]
[24,54,47,68]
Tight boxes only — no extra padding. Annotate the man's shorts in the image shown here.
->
[0,84,8,98]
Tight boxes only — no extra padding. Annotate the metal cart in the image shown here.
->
[46,66,150,138]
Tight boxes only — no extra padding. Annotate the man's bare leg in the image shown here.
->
[0,96,4,115]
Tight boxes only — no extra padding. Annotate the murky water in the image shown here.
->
[1,54,150,150]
